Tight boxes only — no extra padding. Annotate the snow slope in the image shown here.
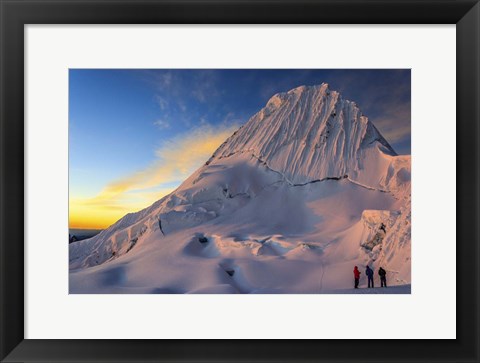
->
[69,84,411,294]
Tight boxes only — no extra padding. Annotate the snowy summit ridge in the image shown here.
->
[69,83,411,294]
[209,83,397,187]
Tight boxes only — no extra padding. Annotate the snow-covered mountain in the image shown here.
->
[69,84,411,294]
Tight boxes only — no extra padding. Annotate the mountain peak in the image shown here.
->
[212,84,396,185]
[266,83,330,108]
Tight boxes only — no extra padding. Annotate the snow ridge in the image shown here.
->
[209,84,396,187]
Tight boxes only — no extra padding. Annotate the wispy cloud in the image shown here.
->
[177,100,187,113]
[190,70,222,103]
[154,95,169,110]
[143,70,223,105]
[70,122,239,228]
[139,70,225,127]
[153,118,170,130]
[157,71,173,88]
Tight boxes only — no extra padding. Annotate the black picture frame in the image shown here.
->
[1,1,479,362]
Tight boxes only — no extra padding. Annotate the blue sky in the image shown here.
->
[69,69,410,228]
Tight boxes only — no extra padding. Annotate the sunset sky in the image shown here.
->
[69,69,411,229]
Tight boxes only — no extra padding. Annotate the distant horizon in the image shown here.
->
[69,69,411,229]
[69,228,103,232]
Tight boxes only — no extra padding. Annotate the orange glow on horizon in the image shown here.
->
[69,124,238,230]
[69,192,170,230]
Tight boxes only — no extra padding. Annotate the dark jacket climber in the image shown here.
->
[378,267,387,287]
[366,265,374,288]
[353,266,361,289]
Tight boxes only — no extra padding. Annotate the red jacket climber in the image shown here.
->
[353,266,360,278]
[353,266,361,289]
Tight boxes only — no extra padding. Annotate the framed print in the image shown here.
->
[1,1,479,362]
[67,68,412,295]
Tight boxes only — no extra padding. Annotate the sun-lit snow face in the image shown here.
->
[211,84,399,187]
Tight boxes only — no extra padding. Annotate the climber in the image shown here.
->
[366,265,374,288]
[353,266,361,289]
[378,267,387,287]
